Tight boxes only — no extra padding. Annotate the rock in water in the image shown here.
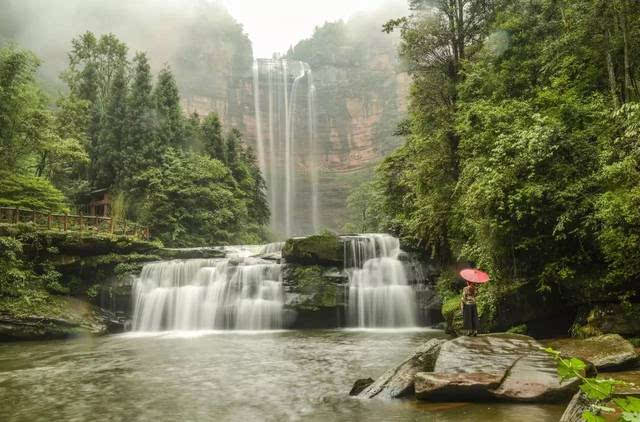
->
[358,338,445,399]
[543,334,639,371]
[414,372,504,401]
[560,391,591,422]
[349,378,374,396]
[418,334,579,402]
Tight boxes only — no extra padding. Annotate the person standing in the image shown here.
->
[460,281,479,336]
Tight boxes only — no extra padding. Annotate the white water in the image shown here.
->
[259,241,285,255]
[344,234,417,328]
[132,257,283,331]
[253,58,319,237]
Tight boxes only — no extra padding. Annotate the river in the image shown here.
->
[0,329,564,421]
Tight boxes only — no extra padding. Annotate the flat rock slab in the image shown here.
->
[543,334,639,371]
[424,333,579,402]
[358,338,445,399]
[415,371,504,400]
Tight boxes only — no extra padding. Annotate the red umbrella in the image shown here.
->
[460,268,490,284]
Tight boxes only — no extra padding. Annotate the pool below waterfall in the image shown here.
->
[0,329,565,422]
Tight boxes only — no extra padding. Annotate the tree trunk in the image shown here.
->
[618,0,634,102]
[604,25,620,108]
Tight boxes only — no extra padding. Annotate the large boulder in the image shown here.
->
[0,296,113,341]
[543,334,639,371]
[573,303,640,338]
[423,334,579,402]
[359,334,580,403]
[282,233,343,266]
[414,372,504,400]
[560,391,591,422]
[282,264,347,328]
[358,338,445,399]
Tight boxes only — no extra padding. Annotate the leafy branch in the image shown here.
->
[543,347,640,422]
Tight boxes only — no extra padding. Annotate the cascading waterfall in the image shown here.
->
[253,58,319,237]
[259,241,285,255]
[344,234,417,328]
[132,257,283,331]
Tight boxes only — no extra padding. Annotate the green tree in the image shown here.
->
[137,148,247,246]
[94,65,127,188]
[201,112,225,161]
[153,66,184,150]
[0,46,52,170]
[123,51,156,189]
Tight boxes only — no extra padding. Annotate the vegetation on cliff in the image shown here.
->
[0,32,269,246]
[351,0,640,333]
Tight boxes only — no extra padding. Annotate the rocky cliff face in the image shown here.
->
[191,6,411,235]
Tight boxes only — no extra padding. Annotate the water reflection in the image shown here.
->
[0,330,564,421]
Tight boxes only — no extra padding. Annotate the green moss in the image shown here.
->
[507,324,528,335]
[442,294,461,317]
[282,233,343,266]
[285,265,342,310]
[627,338,640,347]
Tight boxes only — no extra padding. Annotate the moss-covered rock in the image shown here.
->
[282,233,343,266]
[0,225,163,340]
[0,294,115,341]
[282,264,347,328]
[543,334,639,371]
[572,303,640,338]
[158,247,226,260]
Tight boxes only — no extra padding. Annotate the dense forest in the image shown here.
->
[0,33,269,247]
[351,0,640,325]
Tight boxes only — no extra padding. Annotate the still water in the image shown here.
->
[0,329,564,421]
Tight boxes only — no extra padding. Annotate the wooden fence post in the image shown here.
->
[123,220,127,236]
[63,214,68,231]
[47,214,52,230]
[14,208,19,224]
[109,217,114,234]
[32,210,37,224]
[79,211,83,232]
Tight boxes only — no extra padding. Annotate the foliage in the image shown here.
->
[342,180,386,233]
[377,0,640,313]
[544,347,640,421]
[0,46,58,170]
[0,236,29,297]
[136,148,247,246]
[0,171,69,212]
[506,324,527,335]
[0,31,270,247]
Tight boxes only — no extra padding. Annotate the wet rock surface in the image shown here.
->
[0,297,116,341]
[433,334,579,402]
[349,378,374,396]
[358,333,580,403]
[543,334,639,371]
[559,391,590,422]
[415,371,504,400]
[358,338,445,399]
[282,233,343,266]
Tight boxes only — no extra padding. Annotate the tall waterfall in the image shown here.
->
[132,257,283,331]
[344,234,417,327]
[252,58,319,237]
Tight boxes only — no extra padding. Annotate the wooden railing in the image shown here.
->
[0,207,150,240]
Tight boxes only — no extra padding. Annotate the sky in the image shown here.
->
[221,0,401,58]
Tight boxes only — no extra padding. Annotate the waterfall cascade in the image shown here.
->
[132,257,283,331]
[344,234,417,328]
[252,58,318,237]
